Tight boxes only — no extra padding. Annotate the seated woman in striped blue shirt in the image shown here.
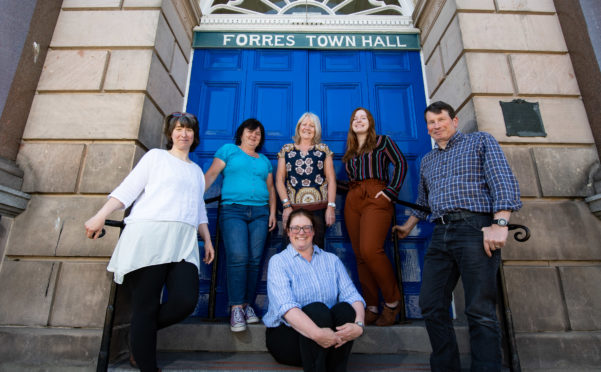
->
[262,209,365,372]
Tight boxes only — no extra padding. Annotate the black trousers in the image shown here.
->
[125,261,199,372]
[266,302,356,372]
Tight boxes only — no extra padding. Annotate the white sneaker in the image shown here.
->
[244,305,260,324]
[230,306,247,332]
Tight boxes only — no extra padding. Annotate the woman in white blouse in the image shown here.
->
[85,112,214,372]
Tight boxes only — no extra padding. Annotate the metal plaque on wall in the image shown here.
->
[499,99,547,137]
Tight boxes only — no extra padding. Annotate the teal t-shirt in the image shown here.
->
[214,143,273,206]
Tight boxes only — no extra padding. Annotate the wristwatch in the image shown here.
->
[327,202,336,208]
[492,218,508,227]
[355,321,365,336]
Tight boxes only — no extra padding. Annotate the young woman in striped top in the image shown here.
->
[342,107,408,326]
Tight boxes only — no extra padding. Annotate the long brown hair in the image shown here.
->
[342,107,377,163]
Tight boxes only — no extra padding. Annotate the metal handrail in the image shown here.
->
[96,220,125,372]
[391,212,408,323]
[204,196,221,320]
[499,263,521,372]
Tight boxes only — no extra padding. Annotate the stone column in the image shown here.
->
[554,0,601,159]
[415,0,601,369]
[0,0,200,369]
[0,0,62,252]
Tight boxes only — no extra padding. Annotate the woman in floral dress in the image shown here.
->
[275,112,337,248]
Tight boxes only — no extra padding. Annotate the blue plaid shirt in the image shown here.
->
[262,245,365,328]
[413,131,522,221]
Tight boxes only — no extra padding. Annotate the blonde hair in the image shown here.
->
[292,112,322,145]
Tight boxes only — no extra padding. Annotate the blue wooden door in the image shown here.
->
[307,50,432,318]
[186,48,431,319]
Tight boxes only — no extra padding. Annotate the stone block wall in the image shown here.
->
[415,0,601,369]
[0,0,200,369]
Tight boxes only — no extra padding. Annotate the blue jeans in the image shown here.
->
[220,203,269,307]
[419,214,502,372]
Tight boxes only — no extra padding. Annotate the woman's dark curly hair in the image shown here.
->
[234,118,265,151]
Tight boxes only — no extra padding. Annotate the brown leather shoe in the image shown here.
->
[375,304,400,326]
[365,309,379,325]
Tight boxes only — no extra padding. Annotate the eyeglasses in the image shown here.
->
[171,112,193,118]
[289,225,314,234]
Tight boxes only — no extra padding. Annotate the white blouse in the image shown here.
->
[109,149,208,227]
[106,149,209,283]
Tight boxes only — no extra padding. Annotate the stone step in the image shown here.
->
[109,351,475,371]
[108,321,505,371]
[155,319,471,354]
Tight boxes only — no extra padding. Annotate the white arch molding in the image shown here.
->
[196,0,418,32]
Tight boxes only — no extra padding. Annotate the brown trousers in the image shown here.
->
[344,179,401,307]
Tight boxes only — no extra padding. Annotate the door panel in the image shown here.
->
[371,51,410,71]
[320,83,362,138]
[367,51,426,154]
[373,84,416,139]
[308,51,365,157]
[202,83,241,137]
[250,82,292,136]
[187,48,431,319]
[243,49,307,154]
[187,49,245,155]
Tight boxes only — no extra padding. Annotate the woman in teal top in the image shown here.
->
[205,118,276,332]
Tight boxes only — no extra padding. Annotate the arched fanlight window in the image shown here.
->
[200,0,415,17]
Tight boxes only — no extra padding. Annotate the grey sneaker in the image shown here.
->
[230,306,246,332]
[244,305,260,324]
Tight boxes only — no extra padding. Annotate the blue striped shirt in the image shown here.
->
[262,245,365,328]
[413,131,522,221]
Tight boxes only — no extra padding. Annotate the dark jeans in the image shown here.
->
[266,302,356,372]
[125,261,199,372]
[419,214,502,372]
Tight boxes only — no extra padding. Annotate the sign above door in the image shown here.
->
[193,31,420,50]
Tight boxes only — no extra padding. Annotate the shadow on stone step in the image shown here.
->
[155,319,470,355]
[109,351,478,371]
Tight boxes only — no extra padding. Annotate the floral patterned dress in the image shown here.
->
[277,143,333,205]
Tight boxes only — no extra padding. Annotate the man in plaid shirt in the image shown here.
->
[394,101,522,372]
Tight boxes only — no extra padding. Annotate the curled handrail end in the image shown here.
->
[105,219,125,228]
[508,224,530,242]
[98,219,125,238]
